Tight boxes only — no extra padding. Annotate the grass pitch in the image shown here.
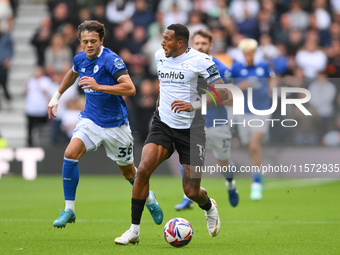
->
[0,175,339,255]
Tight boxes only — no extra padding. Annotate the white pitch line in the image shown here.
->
[0,218,339,225]
[264,178,339,190]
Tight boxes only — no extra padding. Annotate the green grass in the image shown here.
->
[0,175,339,255]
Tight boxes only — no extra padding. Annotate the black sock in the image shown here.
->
[131,198,146,225]
[199,197,212,211]
[226,178,233,183]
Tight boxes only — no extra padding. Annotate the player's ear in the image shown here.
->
[177,39,183,48]
[100,37,104,44]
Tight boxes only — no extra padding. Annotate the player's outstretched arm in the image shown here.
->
[79,74,136,96]
[48,68,79,119]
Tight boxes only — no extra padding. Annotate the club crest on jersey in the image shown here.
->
[181,63,188,69]
[255,67,264,76]
[114,58,125,68]
[240,69,248,76]
[93,65,99,73]
[81,68,86,72]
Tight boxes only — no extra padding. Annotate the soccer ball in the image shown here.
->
[164,218,193,248]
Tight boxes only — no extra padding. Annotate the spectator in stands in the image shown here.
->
[258,33,279,62]
[231,0,260,39]
[50,2,78,33]
[326,40,340,79]
[135,79,158,142]
[312,0,331,46]
[295,38,327,80]
[147,11,165,38]
[106,0,135,25]
[123,26,148,70]
[291,92,320,146]
[24,66,53,147]
[287,0,310,32]
[322,118,340,146]
[31,16,52,66]
[61,23,79,56]
[61,96,85,140]
[230,0,260,24]
[210,26,233,68]
[47,0,78,17]
[78,7,91,24]
[45,33,73,77]
[0,0,13,32]
[286,29,304,56]
[92,3,112,40]
[131,0,155,29]
[309,71,336,141]
[105,23,129,55]
[272,43,288,76]
[49,69,80,145]
[274,13,291,44]
[162,3,188,26]
[322,130,340,147]
[193,0,218,15]
[158,0,192,14]
[187,11,208,36]
[143,25,163,76]
[0,24,13,103]
[329,22,340,42]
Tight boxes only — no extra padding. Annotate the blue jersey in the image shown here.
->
[73,47,129,128]
[204,57,230,128]
[231,60,272,114]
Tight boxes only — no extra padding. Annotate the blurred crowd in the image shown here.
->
[1,0,340,147]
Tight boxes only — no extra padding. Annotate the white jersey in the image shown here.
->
[155,47,220,129]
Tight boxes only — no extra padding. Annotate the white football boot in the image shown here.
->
[115,229,140,245]
[205,199,221,237]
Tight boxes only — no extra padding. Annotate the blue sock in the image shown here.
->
[252,171,262,183]
[129,167,138,186]
[63,158,79,200]
[180,164,184,177]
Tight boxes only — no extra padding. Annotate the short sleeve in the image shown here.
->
[107,55,128,81]
[196,54,221,84]
[72,53,81,73]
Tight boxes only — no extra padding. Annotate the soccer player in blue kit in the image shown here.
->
[47,20,163,228]
[175,29,239,210]
[231,38,276,201]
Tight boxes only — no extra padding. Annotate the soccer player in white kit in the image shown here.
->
[47,20,163,229]
[115,24,230,245]
[174,29,239,211]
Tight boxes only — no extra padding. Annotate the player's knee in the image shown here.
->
[64,149,80,160]
[248,143,260,155]
[136,165,152,181]
[122,171,135,180]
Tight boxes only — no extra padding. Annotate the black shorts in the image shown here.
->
[145,111,206,166]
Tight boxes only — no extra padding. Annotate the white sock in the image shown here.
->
[65,200,75,212]
[131,224,140,233]
[145,192,153,205]
[226,180,236,190]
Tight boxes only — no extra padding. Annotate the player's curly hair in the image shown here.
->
[78,20,106,40]
[167,24,189,46]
